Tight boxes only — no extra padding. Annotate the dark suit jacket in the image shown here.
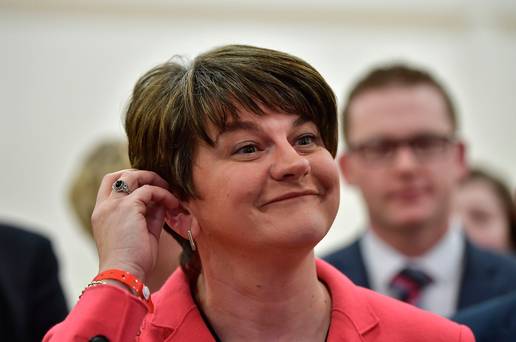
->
[323,236,516,312]
[452,291,516,342]
[0,223,68,342]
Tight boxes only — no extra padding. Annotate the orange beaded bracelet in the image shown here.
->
[93,269,154,313]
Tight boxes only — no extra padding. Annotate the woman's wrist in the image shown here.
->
[89,268,154,312]
[103,279,135,293]
[98,261,146,283]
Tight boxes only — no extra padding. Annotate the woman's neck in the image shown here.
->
[195,252,331,342]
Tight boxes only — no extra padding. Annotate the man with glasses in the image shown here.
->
[324,64,516,317]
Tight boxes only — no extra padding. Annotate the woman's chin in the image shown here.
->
[276,224,330,251]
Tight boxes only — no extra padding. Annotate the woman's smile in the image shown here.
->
[260,189,320,208]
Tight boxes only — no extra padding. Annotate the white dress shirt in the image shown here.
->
[361,220,465,317]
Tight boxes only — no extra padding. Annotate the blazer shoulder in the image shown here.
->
[453,291,516,342]
[0,222,52,248]
[322,238,371,287]
[470,243,516,270]
[0,223,56,268]
[323,238,361,266]
[460,241,516,304]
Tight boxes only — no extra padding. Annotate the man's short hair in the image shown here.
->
[341,64,458,144]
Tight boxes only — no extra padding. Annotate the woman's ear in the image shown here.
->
[164,205,194,240]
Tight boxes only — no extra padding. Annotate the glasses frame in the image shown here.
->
[347,133,457,166]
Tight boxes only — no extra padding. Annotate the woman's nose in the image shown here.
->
[270,145,311,181]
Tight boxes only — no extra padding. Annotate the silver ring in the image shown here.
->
[112,179,131,194]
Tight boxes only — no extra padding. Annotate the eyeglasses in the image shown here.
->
[348,134,456,165]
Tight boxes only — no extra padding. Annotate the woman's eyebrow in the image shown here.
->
[214,116,310,143]
[214,121,260,143]
[293,116,310,127]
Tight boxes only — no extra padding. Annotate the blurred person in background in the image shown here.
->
[452,168,516,342]
[0,221,68,341]
[324,63,516,317]
[453,166,516,254]
[68,138,181,292]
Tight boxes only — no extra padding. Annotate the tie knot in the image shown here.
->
[389,267,433,306]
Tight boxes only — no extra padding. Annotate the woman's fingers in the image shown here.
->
[145,204,166,240]
[97,169,171,202]
[96,169,131,201]
[131,184,182,214]
[91,169,184,280]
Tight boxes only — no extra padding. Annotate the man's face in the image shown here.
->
[340,85,466,233]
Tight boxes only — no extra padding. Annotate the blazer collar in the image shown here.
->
[316,259,379,339]
[149,260,380,340]
[148,269,214,341]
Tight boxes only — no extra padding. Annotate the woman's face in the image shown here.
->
[454,179,511,252]
[186,108,340,256]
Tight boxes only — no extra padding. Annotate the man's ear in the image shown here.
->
[164,205,195,240]
[339,153,356,185]
[454,141,468,180]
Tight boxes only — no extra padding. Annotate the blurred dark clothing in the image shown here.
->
[0,223,68,341]
[324,236,516,314]
[452,291,516,342]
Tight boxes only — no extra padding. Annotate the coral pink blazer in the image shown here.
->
[45,259,474,341]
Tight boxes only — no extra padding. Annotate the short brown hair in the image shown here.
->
[341,64,457,144]
[124,44,337,284]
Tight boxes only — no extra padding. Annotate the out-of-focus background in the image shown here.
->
[1,0,515,305]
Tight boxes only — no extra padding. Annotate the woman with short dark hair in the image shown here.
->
[45,45,473,341]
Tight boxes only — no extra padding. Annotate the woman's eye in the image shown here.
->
[234,144,258,154]
[296,134,315,146]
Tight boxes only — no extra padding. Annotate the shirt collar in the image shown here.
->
[361,219,465,294]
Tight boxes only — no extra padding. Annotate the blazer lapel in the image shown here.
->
[318,259,379,341]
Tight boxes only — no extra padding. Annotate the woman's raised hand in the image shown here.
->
[91,169,181,282]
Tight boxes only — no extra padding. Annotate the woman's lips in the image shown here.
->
[261,190,319,207]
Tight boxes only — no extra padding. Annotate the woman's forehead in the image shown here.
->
[211,109,310,133]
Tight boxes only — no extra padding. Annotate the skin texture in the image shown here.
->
[340,85,467,256]
[92,109,340,341]
[454,179,511,253]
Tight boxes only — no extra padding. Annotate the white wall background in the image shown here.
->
[1,0,515,305]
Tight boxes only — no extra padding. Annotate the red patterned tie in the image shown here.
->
[389,267,433,306]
